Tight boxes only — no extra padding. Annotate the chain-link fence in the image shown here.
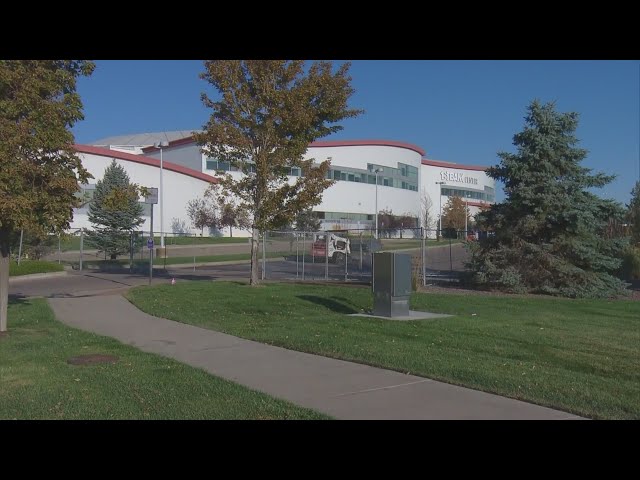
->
[22,227,475,282]
[260,228,472,284]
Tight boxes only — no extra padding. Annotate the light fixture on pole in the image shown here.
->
[154,140,169,248]
[435,181,445,238]
[372,168,383,239]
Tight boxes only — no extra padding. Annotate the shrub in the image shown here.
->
[620,246,640,280]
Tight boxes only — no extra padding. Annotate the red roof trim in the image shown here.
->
[141,136,197,153]
[422,158,488,172]
[74,144,218,184]
[309,139,425,156]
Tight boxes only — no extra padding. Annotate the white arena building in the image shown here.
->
[70,131,496,237]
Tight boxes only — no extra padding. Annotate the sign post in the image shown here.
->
[147,236,154,284]
[143,187,159,285]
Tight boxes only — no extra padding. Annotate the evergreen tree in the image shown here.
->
[468,100,628,298]
[627,180,640,246]
[85,160,144,259]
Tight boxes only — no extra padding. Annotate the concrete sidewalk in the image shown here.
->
[47,294,583,420]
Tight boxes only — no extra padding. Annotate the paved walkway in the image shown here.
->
[47,294,583,420]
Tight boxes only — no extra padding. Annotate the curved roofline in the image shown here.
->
[142,136,427,157]
[74,145,218,184]
[309,139,425,156]
[141,136,198,153]
[422,158,488,172]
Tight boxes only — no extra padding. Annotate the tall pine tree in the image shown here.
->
[85,160,144,259]
[468,100,628,298]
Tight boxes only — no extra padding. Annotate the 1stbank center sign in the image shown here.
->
[440,170,478,185]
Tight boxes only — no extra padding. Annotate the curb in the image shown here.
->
[9,271,68,283]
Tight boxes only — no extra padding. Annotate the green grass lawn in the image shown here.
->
[9,260,64,277]
[71,251,288,269]
[126,281,640,419]
[58,235,247,251]
[0,298,328,420]
[380,238,462,250]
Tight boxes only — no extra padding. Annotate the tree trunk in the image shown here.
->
[229,226,233,238]
[250,227,260,285]
[0,241,9,333]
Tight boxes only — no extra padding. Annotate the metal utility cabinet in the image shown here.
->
[372,252,412,317]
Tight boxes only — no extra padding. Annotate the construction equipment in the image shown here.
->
[311,232,351,263]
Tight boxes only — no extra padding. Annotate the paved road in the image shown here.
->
[11,244,469,299]
[47,294,583,420]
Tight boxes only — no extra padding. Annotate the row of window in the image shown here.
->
[441,187,495,202]
[204,159,420,192]
[317,212,375,221]
[327,169,418,191]
[74,184,152,214]
[367,162,418,180]
[205,159,301,177]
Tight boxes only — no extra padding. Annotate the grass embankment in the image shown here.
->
[0,298,328,420]
[74,251,288,269]
[58,235,247,251]
[127,281,640,419]
[9,260,64,277]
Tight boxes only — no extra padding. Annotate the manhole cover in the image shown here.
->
[67,354,119,366]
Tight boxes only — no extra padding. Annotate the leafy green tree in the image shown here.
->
[468,100,628,298]
[205,184,250,238]
[377,209,417,238]
[293,209,321,232]
[194,60,362,285]
[441,196,471,232]
[186,197,217,236]
[0,60,94,332]
[85,160,145,260]
[627,180,640,246]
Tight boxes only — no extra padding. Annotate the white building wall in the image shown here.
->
[420,163,496,237]
[71,141,494,239]
[306,145,422,229]
[70,152,216,236]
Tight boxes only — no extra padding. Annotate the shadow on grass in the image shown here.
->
[8,294,29,306]
[296,295,357,314]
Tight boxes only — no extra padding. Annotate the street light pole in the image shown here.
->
[154,141,169,248]
[435,181,445,238]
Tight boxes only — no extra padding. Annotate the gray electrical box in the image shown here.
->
[372,252,412,317]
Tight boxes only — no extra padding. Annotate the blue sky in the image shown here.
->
[72,60,639,204]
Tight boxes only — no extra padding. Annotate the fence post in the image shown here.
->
[17,229,24,266]
[193,234,196,272]
[80,228,84,272]
[449,236,453,272]
[422,227,426,287]
[344,240,348,282]
[296,232,299,280]
[302,232,306,281]
[325,231,329,281]
[57,234,61,264]
[261,231,266,280]
[359,231,363,272]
